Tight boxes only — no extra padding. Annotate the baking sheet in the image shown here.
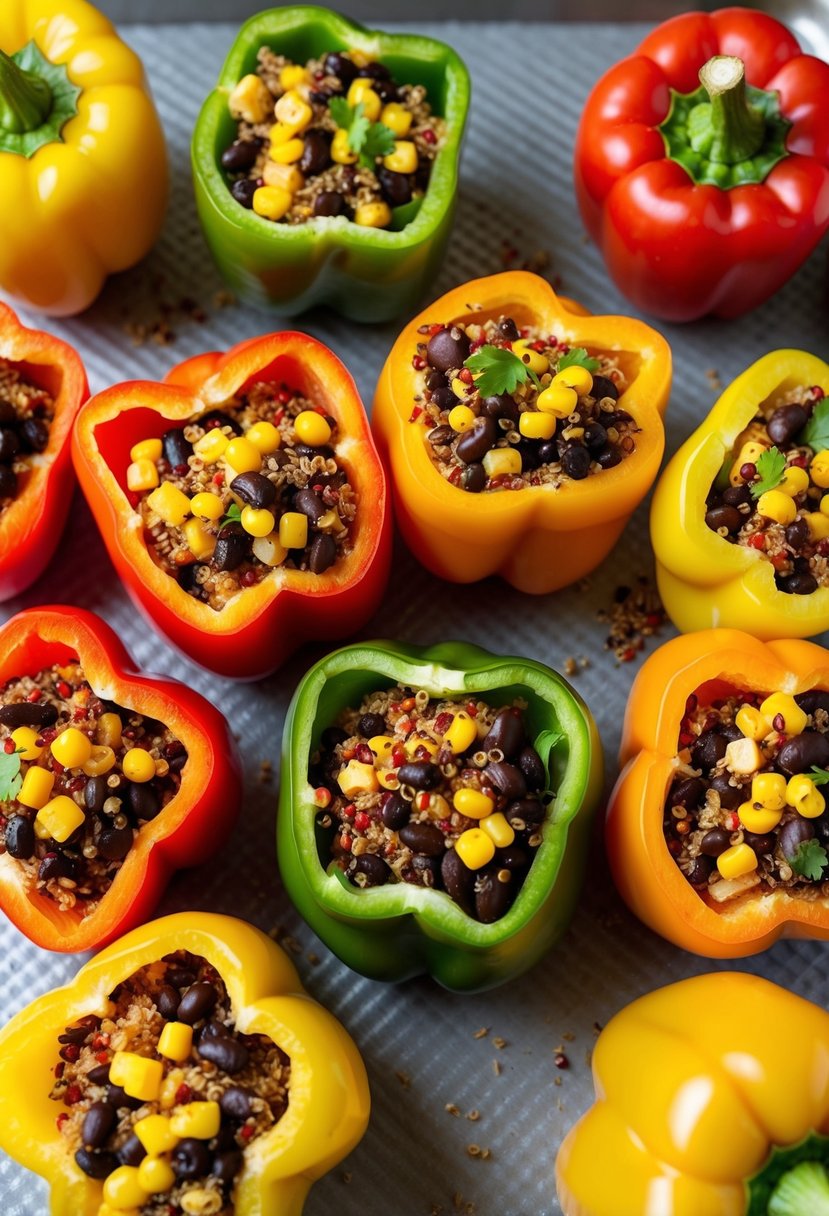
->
[2,18,829,1216]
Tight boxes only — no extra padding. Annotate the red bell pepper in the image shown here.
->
[72,332,391,680]
[0,605,241,952]
[0,302,88,599]
[574,8,829,321]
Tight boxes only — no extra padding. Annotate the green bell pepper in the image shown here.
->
[191,6,470,322]
[278,640,603,993]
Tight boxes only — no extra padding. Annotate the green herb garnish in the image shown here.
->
[464,345,540,397]
[221,502,242,527]
[328,98,396,168]
[810,766,829,787]
[800,398,829,453]
[789,838,828,881]
[750,446,787,498]
[0,747,25,802]
[557,347,600,373]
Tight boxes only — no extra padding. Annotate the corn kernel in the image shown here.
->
[51,727,93,769]
[403,735,439,758]
[279,63,309,90]
[751,771,787,811]
[738,800,783,834]
[98,712,122,749]
[757,489,797,525]
[553,366,594,397]
[224,437,262,474]
[274,89,313,133]
[729,440,769,486]
[450,378,468,400]
[11,726,42,761]
[130,438,162,463]
[246,421,281,453]
[480,811,516,848]
[123,748,156,783]
[241,506,275,538]
[519,411,557,440]
[453,787,494,820]
[158,1021,193,1063]
[346,78,381,120]
[331,128,357,164]
[536,383,578,418]
[252,185,292,221]
[268,136,304,165]
[98,1205,139,1216]
[126,460,159,492]
[262,160,304,194]
[448,404,476,433]
[159,1069,184,1111]
[779,464,810,497]
[355,202,392,228]
[786,774,826,819]
[251,533,287,567]
[228,74,273,125]
[377,768,400,790]
[443,711,478,754]
[103,1165,150,1210]
[279,511,308,550]
[147,482,192,527]
[190,492,224,522]
[455,829,496,871]
[760,692,808,736]
[35,795,85,843]
[109,1051,164,1102]
[381,102,412,136]
[180,1191,223,1216]
[724,737,762,775]
[183,517,216,561]
[337,760,379,798]
[193,429,229,464]
[17,765,55,809]
[811,450,829,488]
[483,448,522,478]
[169,1101,221,1140]
[134,1114,180,1156]
[83,745,116,777]
[717,842,758,879]
[369,735,395,761]
[735,705,770,742]
[383,140,418,174]
[805,511,829,541]
[511,340,548,376]
[138,1156,175,1195]
[317,509,340,531]
[294,411,332,447]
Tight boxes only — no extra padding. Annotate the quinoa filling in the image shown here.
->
[51,949,290,1216]
[665,686,829,903]
[410,313,635,492]
[705,383,829,594]
[128,381,356,613]
[0,661,186,912]
[0,358,54,506]
[312,688,552,923]
[223,47,445,228]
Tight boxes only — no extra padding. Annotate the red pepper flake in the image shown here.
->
[64,1085,82,1106]
[434,711,453,735]
[531,339,547,352]
[465,701,478,718]
[3,738,14,755]
[355,743,374,765]
[175,1083,192,1105]
[408,406,423,423]
[770,552,788,570]
[212,471,224,486]
[54,1062,64,1079]
[812,385,825,400]
[277,388,293,405]
[340,833,353,852]
[415,791,431,812]
[412,355,426,370]
[397,717,413,735]
[341,746,356,762]
[422,128,436,144]
[747,533,766,550]
[448,466,462,485]
[391,744,407,767]
[678,730,695,747]
[342,804,356,820]
[314,787,332,809]
[728,812,740,831]
[241,1123,255,1141]
[620,647,637,663]
[60,1043,81,1063]
[439,819,452,833]
[385,841,396,856]
[26,689,42,703]
[96,1051,109,1064]
[354,811,370,832]
[820,539,829,557]
[56,681,72,699]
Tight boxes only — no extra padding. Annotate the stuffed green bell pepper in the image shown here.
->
[191,6,470,321]
[278,641,603,992]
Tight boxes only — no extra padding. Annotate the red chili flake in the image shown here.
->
[391,744,407,767]
[415,791,431,812]
[434,711,454,735]
[205,417,220,430]
[342,804,356,820]
[212,471,224,486]
[175,1083,192,1105]
[60,1043,81,1063]
[812,385,825,400]
[341,746,356,762]
[554,1052,569,1069]
[241,1123,255,1141]
[465,701,478,718]
[96,1051,109,1064]
[414,744,433,761]
[314,787,332,809]
[277,389,293,405]
[64,1085,82,1106]
[531,340,547,352]
[340,833,353,852]
[56,680,72,699]
[448,466,462,485]
[412,355,426,370]
[408,406,423,423]
[620,647,637,663]
[69,776,86,792]
[469,338,485,353]
[678,731,695,747]
[747,533,766,550]
[71,705,86,721]
[26,689,42,703]
[422,128,436,144]
[354,743,372,765]
[3,738,14,755]
[727,812,740,831]
[354,811,370,832]
[770,552,789,571]
[439,819,452,833]
[397,717,413,735]
[54,1062,64,1079]
[385,841,396,856]
[40,727,57,744]
[51,759,65,774]
[645,612,664,627]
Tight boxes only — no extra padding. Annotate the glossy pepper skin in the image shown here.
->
[606,628,829,958]
[652,350,829,639]
[278,640,603,992]
[0,0,167,316]
[72,331,391,681]
[0,303,88,601]
[557,972,829,1216]
[575,8,829,322]
[373,271,671,594]
[0,606,241,953]
[191,6,470,322]
[0,912,370,1216]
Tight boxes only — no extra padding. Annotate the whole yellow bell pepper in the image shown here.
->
[557,971,829,1216]
[0,0,167,315]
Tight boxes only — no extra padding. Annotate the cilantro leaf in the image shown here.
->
[360,121,396,166]
[0,747,24,802]
[328,98,395,168]
[464,345,539,398]
[810,766,829,787]
[750,446,787,499]
[789,838,828,881]
[557,347,600,373]
[800,398,829,452]
[328,96,353,130]
[221,502,242,527]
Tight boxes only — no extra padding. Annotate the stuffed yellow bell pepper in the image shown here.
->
[652,350,829,639]
[557,971,829,1216]
[0,0,167,315]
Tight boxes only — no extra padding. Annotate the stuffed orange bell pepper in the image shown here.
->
[607,628,829,958]
[557,971,829,1216]
[0,912,370,1216]
[373,271,671,594]
[0,0,167,316]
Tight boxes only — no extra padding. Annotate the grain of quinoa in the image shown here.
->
[0,358,54,506]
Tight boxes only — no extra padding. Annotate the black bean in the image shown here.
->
[482,708,525,760]
[398,822,444,856]
[780,572,818,595]
[692,729,728,773]
[156,984,180,1019]
[359,60,392,80]
[202,410,242,435]
[308,534,337,574]
[518,441,541,471]
[231,178,257,208]
[353,853,390,886]
[498,845,529,870]
[498,317,520,341]
[83,775,107,814]
[795,691,829,716]
[0,401,16,426]
[0,700,58,728]
[381,793,409,830]
[743,831,776,855]
[117,1134,146,1166]
[377,167,412,207]
[583,421,608,452]
[475,866,514,923]
[700,828,731,857]
[397,761,440,790]
[518,746,546,790]
[710,773,742,809]
[230,471,276,510]
[427,425,454,447]
[107,1084,143,1112]
[0,429,19,461]
[411,853,442,887]
[705,505,742,535]
[20,417,49,453]
[591,374,618,402]
[595,445,622,470]
[429,387,456,412]
[221,140,258,172]
[162,427,193,467]
[87,1063,110,1085]
[767,403,809,447]
[484,761,527,800]
[197,1026,249,1074]
[97,825,134,861]
[75,1148,118,1179]
[779,816,815,858]
[4,815,34,859]
[213,522,249,572]
[300,129,331,176]
[462,463,486,493]
[777,731,829,774]
[537,441,558,465]
[481,394,518,421]
[426,326,470,373]
[39,852,77,881]
[324,52,357,85]
[82,1101,116,1149]
[127,781,160,823]
[313,190,345,217]
[561,444,591,479]
[213,1149,244,1183]
[456,418,497,465]
[358,712,385,738]
[177,981,218,1024]
[321,725,347,751]
[173,1138,212,1180]
[786,517,810,551]
[441,849,475,914]
[220,1085,253,1121]
[293,487,326,522]
[669,777,706,810]
[0,464,16,498]
[686,855,713,886]
[294,442,334,459]
[721,485,750,508]
[506,797,545,825]
[165,964,197,988]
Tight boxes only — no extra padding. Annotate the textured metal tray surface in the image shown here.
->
[2,17,829,1216]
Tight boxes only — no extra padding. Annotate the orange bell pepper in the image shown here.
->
[606,627,829,958]
[372,270,671,593]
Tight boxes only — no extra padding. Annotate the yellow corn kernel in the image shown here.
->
[453,787,494,820]
[123,748,156,783]
[294,410,332,447]
[11,726,43,761]
[183,517,217,561]
[760,692,808,736]
[224,437,262,474]
[377,768,400,790]
[130,438,162,463]
[180,1191,223,1216]
[246,421,281,453]
[553,365,593,397]
[279,511,308,550]
[355,202,392,228]
[805,511,829,541]
[269,136,304,163]
[51,726,93,769]
[17,765,55,809]
[158,1068,184,1111]
[448,404,476,433]
[147,482,192,527]
[346,78,381,120]
[751,771,787,811]
[251,533,287,567]
[134,1114,180,1156]
[240,506,276,538]
[102,1165,150,1210]
[729,440,769,487]
[274,89,313,133]
[717,842,758,880]
[536,383,578,418]
[98,712,122,749]
[126,460,159,493]
[337,759,379,798]
[35,795,85,843]
[738,800,783,834]
[279,63,309,90]
[511,340,548,376]
[228,74,273,124]
[83,745,116,777]
[331,128,357,164]
[190,492,224,522]
[757,489,797,525]
[158,1021,193,1063]
[735,704,770,742]
[480,811,516,848]
[519,411,557,441]
[98,1205,138,1216]
[193,429,229,464]
[779,464,810,497]
[383,140,418,174]
[724,737,762,775]
[369,735,395,762]
[786,774,826,819]
[252,184,292,221]
[811,450,829,488]
[169,1101,221,1140]
[138,1155,175,1195]
[381,102,412,136]
[262,160,304,194]
[317,509,341,532]
[443,711,478,754]
[403,734,439,759]
[109,1051,164,1102]
[483,448,522,478]
[455,829,495,871]
[268,121,298,148]
[450,378,468,400]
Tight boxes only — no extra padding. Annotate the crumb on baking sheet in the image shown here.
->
[596,575,666,663]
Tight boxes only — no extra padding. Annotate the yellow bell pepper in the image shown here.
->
[557,971,829,1216]
[0,0,168,315]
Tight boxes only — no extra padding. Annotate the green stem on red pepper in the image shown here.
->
[0,42,80,158]
[694,56,765,164]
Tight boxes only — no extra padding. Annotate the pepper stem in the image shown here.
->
[769,1161,829,1216]
[696,55,766,164]
[0,48,52,135]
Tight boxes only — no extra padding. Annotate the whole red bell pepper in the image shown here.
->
[0,605,241,952]
[574,8,829,321]
[72,332,391,680]
[0,302,88,599]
